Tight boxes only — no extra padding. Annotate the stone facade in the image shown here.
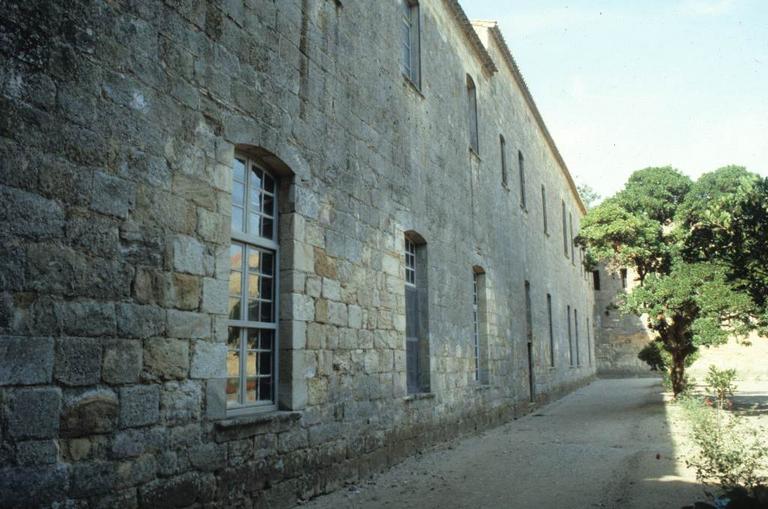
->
[593,266,654,376]
[0,1,596,507]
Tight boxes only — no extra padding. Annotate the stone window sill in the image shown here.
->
[213,410,301,443]
[404,392,435,402]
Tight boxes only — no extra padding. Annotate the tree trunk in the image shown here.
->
[669,351,686,397]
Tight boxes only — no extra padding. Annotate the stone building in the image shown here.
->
[592,265,654,377]
[0,0,596,507]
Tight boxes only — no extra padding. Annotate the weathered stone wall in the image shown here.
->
[593,266,654,376]
[0,1,595,507]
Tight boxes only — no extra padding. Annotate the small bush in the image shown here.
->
[705,365,738,409]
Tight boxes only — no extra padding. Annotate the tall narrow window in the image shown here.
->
[541,185,548,234]
[227,155,279,413]
[467,75,479,153]
[567,304,573,367]
[574,308,580,366]
[620,268,628,289]
[400,1,420,87]
[472,268,489,384]
[547,293,554,367]
[593,270,601,291]
[500,135,508,187]
[587,317,592,366]
[518,151,526,209]
[405,233,429,393]
[562,200,568,257]
[569,212,575,265]
[525,281,534,401]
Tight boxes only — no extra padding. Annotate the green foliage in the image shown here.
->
[678,167,768,320]
[615,166,692,223]
[576,182,601,210]
[679,396,768,494]
[638,341,666,371]
[575,199,667,281]
[578,165,764,397]
[705,366,737,409]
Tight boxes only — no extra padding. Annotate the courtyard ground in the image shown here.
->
[297,378,705,509]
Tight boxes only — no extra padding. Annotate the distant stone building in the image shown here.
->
[592,265,654,376]
[0,1,596,507]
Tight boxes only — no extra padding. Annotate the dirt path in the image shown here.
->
[297,379,705,509]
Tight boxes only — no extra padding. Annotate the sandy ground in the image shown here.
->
[297,379,707,509]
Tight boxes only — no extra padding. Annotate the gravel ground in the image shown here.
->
[297,378,707,509]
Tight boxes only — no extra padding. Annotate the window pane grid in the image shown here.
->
[405,239,416,286]
[228,155,278,411]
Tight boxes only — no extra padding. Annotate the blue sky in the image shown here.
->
[460,0,768,199]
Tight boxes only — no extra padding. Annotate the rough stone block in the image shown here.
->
[348,304,363,329]
[167,309,210,339]
[102,339,142,384]
[196,208,227,244]
[54,337,102,386]
[189,340,227,379]
[201,277,228,314]
[143,337,189,381]
[65,211,119,258]
[58,300,116,337]
[91,171,135,218]
[115,454,157,489]
[61,389,119,438]
[119,385,160,428]
[116,303,166,338]
[6,387,61,439]
[0,185,65,240]
[138,471,215,509]
[0,336,54,385]
[70,461,117,498]
[189,443,226,472]
[0,244,24,291]
[321,278,341,301]
[16,439,59,466]
[205,378,227,420]
[172,234,206,275]
[328,301,348,327]
[0,465,68,507]
[171,272,201,310]
[160,380,201,425]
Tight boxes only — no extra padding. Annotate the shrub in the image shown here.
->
[705,365,737,410]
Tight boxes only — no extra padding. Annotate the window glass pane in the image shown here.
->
[263,195,274,217]
[246,377,257,402]
[249,212,261,236]
[261,252,274,276]
[260,277,273,301]
[228,271,241,296]
[248,300,260,322]
[231,205,243,232]
[233,158,246,182]
[230,244,243,270]
[249,186,261,213]
[260,301,273,323]
[226,378,239,404]
[260,352,272,377]
[248,274,260,299]
[261,218,273,239]
[226,327,240,404]
[228,298,241,320]
[247,329,260,350]
[259,377,272,401]
[246,351,257,376]
[263,173,275,193]
[233,179,245,206]
[261,330,274,350]
[247,248,260,272]
[249,167,262,194]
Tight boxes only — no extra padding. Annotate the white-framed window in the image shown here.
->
[547,293,554,367]
[227,155,280,414]
[405,238,416,286]
[567,304,574,367]
[467,75,479,154]
[401,0,421,87]
[574,308,580,366]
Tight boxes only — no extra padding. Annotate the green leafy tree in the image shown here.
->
[577,166,761,396]
[677,166,768,332]
[614,166,692,224]
[576,182,601,210]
